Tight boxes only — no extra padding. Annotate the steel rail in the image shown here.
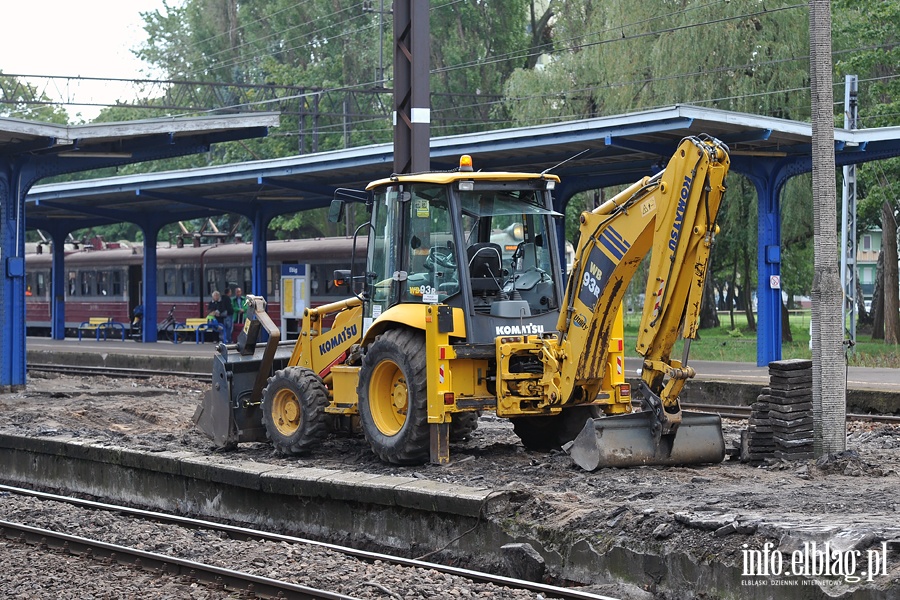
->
[0,518,358,600]
[0,484,618,600]
[27,362,211,382]
[680,402,900,424]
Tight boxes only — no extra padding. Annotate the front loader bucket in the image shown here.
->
[566,411,725,470]
[192,341,295,447]
[192,386,252,448]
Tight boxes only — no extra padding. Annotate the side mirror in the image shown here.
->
[328,199,345,223]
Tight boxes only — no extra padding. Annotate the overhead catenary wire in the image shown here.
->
[5,1,895,133]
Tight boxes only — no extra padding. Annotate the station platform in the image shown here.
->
[24,336,900,413]
[26,336,218,375]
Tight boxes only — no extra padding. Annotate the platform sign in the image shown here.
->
[281,264,309,319]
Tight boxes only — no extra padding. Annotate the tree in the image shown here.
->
[503,1,810,125]
[834,0,900,341]
[881,202,900,343]
[502,1,811,333]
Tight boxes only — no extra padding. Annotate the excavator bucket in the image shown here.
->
[566,411,725,470]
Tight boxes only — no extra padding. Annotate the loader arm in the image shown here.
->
[557,136,730,436]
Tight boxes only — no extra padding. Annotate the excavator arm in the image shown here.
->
[558,135,730,468]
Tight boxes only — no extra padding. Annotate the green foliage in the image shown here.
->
[779,174,814,300]
[503,0,810,124]
[834,1,900,235]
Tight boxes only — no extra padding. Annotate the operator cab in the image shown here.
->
[358,156,563,344]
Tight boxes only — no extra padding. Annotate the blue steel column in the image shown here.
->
[142,227,160,343]
[751,175,783,366]
[733,155,809,367]
[251,211,272,298]
[0,162,27,390]
[50,232,68,339]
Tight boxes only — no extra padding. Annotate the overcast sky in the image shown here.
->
[1,1,182,120]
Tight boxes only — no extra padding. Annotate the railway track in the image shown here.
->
[681,402,900,424]
[0,484,617,600]
[0,517,351,599]
[25,362,899,423]
[27,362,212,383]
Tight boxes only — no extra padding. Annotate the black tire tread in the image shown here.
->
[357,328,430,465]
[261,367,328,455]
[450,411,479,441]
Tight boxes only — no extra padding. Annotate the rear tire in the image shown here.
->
[261,367,328,454]
[512,406,600,451]
[450,411,480,442]
[357,328,429,465]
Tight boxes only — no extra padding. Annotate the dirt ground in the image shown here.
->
[2,371,899,598]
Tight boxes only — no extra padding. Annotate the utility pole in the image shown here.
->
[393,0,430,174]
[363,0,391,87]
[809,0,846,456]
[840,75,859,346]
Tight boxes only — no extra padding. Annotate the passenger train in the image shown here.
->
[25,237,366,338]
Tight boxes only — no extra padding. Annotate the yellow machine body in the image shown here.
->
[196,138,730,469]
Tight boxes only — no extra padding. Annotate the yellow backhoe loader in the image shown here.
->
[194,135,730,469]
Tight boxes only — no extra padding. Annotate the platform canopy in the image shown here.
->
[17,104,900,369]
[23,105,900,231]
[0,112,279,390]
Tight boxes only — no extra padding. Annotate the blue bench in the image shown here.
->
[78,317,127,341]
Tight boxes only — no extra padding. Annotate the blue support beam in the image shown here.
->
[37,224,77,340]
[730,155,810,366]
[51,237,67,339]
[142,228,160,343]
[0,161,30,389]
[252,211,272,299]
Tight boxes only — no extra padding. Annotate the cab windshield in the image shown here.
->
[458,188,560,315]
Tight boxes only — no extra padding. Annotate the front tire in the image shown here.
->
[357,328,429,465]
[261,367,328,454]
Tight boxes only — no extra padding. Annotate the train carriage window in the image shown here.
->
[35,272,48,296]
[68,272,76,296]
[181,266,198,296]
[80,271,96,296]
[310,266,322,296]
[267,266,280,298]
[111,270,123,296]
[97,271,110,296]
[206,268,225,296]
[310,264,339,296]
[162,268,178,296]
[241,267,252,293]
[224,267,239,292]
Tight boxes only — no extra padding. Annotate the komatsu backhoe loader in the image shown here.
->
[194,135,730,469]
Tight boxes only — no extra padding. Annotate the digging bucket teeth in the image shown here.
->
[566,411,725,470]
